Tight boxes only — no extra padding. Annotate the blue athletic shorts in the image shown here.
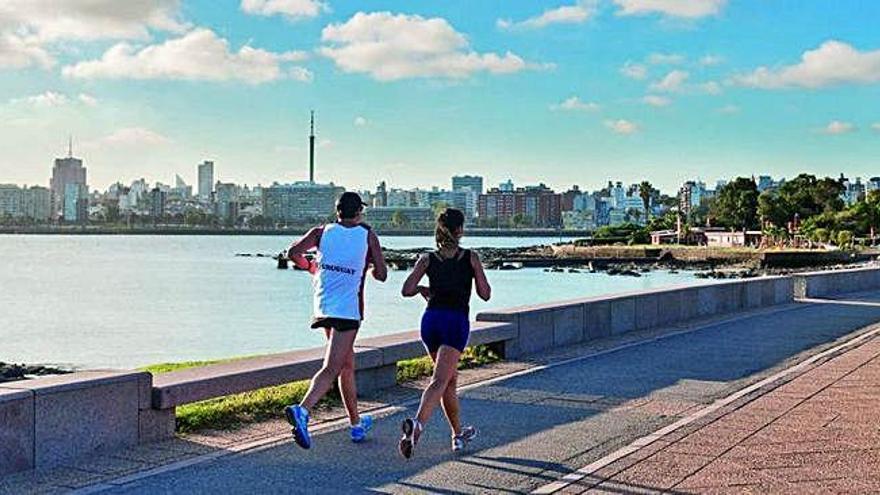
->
[420,308,470,353]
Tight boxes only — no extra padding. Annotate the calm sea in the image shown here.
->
[0,235,710,368]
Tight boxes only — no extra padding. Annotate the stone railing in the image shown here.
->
[3,267,879,476]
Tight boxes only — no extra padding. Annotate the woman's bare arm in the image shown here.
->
[401,254,430,298]
[470,251,492,301]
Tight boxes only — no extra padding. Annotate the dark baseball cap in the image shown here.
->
[336,191,367,218]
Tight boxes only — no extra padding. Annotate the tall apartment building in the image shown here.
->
[198,161,214,199]
[477,184,562,227]
[50,151,87,220]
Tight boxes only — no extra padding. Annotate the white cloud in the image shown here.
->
[318,138,332,148]
[319,12,544,81]
[354,116,368,126]
[620,61,647,80]
[699,54,724,66]
[734,40,880,89]
[0,32,54,69]
[650,69,689,92]
[613,0,727,18]
[647,52,684,65]
[700,81,722,95]
[497,1,597,30]
[718,104,739,114]
[551,96,600,112]
[873,123,880,133]
[822,120,855,135]
[10,91,68,107]
[604,119,639,134]
[84,128,172,150]
[0,0,185,42]
[78,93,98,106]
[642,95,671,107]
[62,29,311,84]
[240,0,329,20]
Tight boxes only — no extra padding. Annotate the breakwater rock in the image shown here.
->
[0,362,70,383]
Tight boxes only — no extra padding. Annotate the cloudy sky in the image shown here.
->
[1,0,879,193]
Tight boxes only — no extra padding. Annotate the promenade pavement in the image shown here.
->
[554,301,880,493]
[5,291,880,494]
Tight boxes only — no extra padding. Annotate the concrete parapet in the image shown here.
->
[0,387,34,475]
[1,371,145,470]
[793,267,880,298]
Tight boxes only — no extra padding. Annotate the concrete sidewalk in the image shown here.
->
[552,321,880,494]
[5,292,880,494]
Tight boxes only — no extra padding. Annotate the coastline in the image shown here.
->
[0,226,591,237]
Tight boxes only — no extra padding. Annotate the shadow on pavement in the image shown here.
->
[110,293,880,494]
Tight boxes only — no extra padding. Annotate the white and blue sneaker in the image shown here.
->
[350,414,373,443]
[452,425,477,452]
[284,405,311,449]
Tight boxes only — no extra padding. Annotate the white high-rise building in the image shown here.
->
[198,161,214,199]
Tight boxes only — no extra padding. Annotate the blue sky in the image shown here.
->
[1,0,879,193]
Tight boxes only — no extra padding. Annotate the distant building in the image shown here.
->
[50,146,87,219]
[452,175,484,195]
[478,184,562,227]
[262,182,344,224]
[23,186,51,221]
[498,179,514,193]
[705,230,762,248]
[0,184,22,218]
[149,187,167,219]
[215,182,239,222]
[172,174,192,199]
[63,183,88,223]
[374,181,388,207]
[198,161,214,199]
[364,206,434,229]
[868,177,880,193]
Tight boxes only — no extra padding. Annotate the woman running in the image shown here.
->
[398,208,492,458]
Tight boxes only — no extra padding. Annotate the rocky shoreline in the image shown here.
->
[0,362,70,383]
[242,244,876,279]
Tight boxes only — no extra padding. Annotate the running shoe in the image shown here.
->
[350,414,373,443]
[398,418,419,459]
[284,405,311,449]
[452,425,477,452]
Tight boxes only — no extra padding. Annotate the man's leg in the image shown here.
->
[300,328,358,411]
[337,343,360,426]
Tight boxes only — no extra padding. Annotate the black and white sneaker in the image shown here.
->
[399,418,420,459]
[452,426,477,452]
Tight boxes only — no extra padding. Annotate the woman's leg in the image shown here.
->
[300,328,358,411]
[415,345,461,427]
[440,371,461,436]
[428,351,462,436]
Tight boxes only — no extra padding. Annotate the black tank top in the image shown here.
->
[426,248,474,313]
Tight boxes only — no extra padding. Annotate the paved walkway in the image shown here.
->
[4,292,880,494]
[551,319,880,494]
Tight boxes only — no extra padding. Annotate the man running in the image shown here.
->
[284,191,387,449]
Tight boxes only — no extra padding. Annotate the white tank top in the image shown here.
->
[313,223,370,321]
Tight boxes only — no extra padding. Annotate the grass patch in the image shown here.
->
[143,344,501,433]
[396,345,501,382]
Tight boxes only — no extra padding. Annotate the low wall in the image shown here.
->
[8,268,880,477]
[793,266,880,298]
[477,276,794,358]
[0,371,149,474]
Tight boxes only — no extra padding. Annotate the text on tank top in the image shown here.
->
[426,248,474,313]
[313,223,370,321]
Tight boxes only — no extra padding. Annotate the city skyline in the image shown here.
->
[2,1,880,192]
